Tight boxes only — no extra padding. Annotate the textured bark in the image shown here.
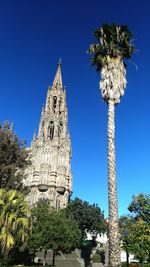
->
[100,57,126,104]
[99,57,126,267]
[107,99,121,267]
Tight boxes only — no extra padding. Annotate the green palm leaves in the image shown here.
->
[89,23,135,104]
[89,23,135,71]
[0,189,31,258]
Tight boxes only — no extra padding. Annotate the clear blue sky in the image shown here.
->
[0,0,149,217]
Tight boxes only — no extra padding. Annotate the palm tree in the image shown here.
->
[0,189,31,259]
[89,23,134,267]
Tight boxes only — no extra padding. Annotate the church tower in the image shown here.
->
[25,61,72,209]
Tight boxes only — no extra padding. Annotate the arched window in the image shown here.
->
[48,121,54,140]
[59,97,62,114]
[58,122,63,137]
[53,96,57,113]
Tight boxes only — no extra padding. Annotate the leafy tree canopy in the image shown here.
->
[89,23,135,71]
[119,194,150,262]
[119,215,135,251]
[0,121,30,190]
[29,200,82,253]
[129,218,150,262]
[65,198,107,238]
[128,193,150,224]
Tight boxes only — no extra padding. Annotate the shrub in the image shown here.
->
[92,253,101,263]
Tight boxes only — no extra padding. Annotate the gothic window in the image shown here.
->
[48,121,54,140]
[53,96,57,113]
[42,121,45,127]
[58,122,63,137]
[59,97,62,114]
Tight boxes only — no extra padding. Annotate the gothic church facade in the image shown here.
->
[24,62,72,209]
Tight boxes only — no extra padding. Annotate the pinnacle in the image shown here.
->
[52,60,63,88]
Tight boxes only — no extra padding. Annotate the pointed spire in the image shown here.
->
[42,103,45,114]
[52,59,63,88]
[33,129,36,141]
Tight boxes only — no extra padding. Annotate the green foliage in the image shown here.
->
[65,198,107,238]
[120,194,150,262]
[29,200,82,253]
[0,122,30,190]
[92,252,101,263]
[0,189,31,260]
[28,200,50,251]
[88,23,135,71]
[0,259,8,267]
[121,262,127,267]
[128,194,150,224]
[129,219,150,262]
[128,194,150,261]
[119,215,134,251]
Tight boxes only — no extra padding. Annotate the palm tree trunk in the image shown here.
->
[107,99,121,267]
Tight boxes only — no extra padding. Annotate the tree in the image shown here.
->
[119,195,150,264]
[119,215,134,267]
[129,219,150,264]
[29,201,82,266]
[0,121,30,190]
[0,189,31,260]
[89,23,135,267]
[128,194,150,263]
[120,216,150,264]
[128,194,150,223]
[65,198,106,239]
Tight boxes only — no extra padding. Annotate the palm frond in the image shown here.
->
[0,189,31,257]
[89,23,135,71]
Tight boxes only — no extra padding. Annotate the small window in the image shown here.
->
[48,121,54,140]
[53,96,57,113]
[59,97,62,114]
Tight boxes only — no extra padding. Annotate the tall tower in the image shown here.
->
[25,61,72,209]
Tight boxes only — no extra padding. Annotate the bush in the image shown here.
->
[121,263,150,267]
[92,253,101,263]
[0,262,7,267]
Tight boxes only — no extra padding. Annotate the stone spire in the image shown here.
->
[24,62,72,209]
[52,59,63,89]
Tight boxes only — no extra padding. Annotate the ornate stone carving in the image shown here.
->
[24,62,72,209]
